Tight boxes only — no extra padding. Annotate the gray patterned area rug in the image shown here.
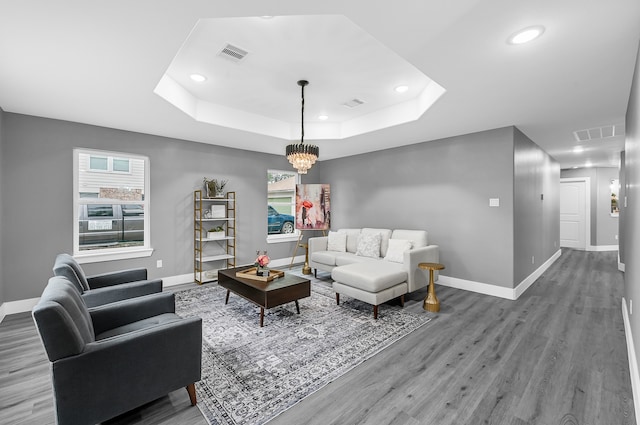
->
[174,271,432,425]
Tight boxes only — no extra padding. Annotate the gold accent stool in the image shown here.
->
[299,243,312,275]
[418,262,445,312]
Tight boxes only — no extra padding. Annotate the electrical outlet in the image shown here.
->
[157,260,163,268]
[615,235,618,240]
[531,256,535,264]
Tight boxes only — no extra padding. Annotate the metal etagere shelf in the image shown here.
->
[193,190,236,284]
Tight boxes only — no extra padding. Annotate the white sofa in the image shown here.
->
[308,228,439,318]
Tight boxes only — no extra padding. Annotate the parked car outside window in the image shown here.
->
[78,202,144,248]
[268,205,295,234]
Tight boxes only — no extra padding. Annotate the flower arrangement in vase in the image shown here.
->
[255,251,270,276]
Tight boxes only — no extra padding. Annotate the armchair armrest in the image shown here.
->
[90,292,175,335]
[52,316,202,425]
[87,268,148,288]
[404,245,440,293]
[81,279,163,308]
[308,236,328,255]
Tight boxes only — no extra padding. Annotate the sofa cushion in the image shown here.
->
[392,229,428,248]
[327,231,347,252]
[332,262,407,293]
[311,251,356,267]
[362,228,392,256]
[356,233,381,258]
[335,254,377,266]
[338,229,361,253]
[384,239,413,263]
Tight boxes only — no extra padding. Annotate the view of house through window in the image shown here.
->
[73,149,150,257]
[267,170,299,240]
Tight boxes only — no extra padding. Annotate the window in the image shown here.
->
[73,148,152,262]
[89,155,131,173]
[267,169,299,242]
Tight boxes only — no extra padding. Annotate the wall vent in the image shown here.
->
[343,98,365,108]
[573,124,624,142]
[218,44,249,62]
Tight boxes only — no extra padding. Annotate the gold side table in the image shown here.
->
[299,243,312,275]
[418,262,445,312]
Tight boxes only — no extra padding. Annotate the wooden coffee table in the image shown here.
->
[218,267,311,327]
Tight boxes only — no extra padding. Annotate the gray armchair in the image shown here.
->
[53,253,162,307]
[32,276,202,425]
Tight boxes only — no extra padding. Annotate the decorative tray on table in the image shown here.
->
[235,267,285,282]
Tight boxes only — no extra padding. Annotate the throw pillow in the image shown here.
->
[356,233,381,258]
[327,231,347,252]
[384,239,413,263]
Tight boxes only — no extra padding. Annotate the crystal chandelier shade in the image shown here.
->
[286,80,319,174]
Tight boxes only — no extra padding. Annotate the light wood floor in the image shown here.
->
[0,249,635,425]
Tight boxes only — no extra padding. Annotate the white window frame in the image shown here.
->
[73,148,152,263]
[267,169,300,244]
[89,155,132,174]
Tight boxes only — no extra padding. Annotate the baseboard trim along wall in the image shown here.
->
[588,244,619,252]
[437,249,562,301]
[0,256,308,321]
[622,297,640,423]
[0,297,40,323]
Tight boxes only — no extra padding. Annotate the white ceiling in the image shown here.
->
[1,0,639,169]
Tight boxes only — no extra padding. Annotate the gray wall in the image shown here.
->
[319,127,520,288]
[1,113,316,302]
[560,167,620,247]
[513,128,560,284]
[0,114,560,302]
[620,151,627,264]
[624,40,640,381]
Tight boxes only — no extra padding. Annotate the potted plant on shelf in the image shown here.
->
[203,178,229,198]
[207,226,225,239]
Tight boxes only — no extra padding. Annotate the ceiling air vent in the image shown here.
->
[218,44,249,62]
[342,98,365,108]
[573,124,624,142]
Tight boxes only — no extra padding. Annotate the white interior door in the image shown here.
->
[560,180,586,249]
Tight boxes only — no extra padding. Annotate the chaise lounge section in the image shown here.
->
[309,228,439,318]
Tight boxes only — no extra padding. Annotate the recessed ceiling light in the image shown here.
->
[573,146,584,153]
[507,26,545,45]
[190,74,207,83]
[585,161,593,168]
[395,85,409,93]
[318,115,329,121]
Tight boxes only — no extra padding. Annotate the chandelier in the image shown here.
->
[286,80,319,174]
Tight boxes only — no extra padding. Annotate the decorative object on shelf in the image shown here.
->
[286,80,319,174]
[208,226,225,239]
[203,178,229,198]
[254,251,270,276]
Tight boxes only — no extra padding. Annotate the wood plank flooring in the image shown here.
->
[0,249,634,425]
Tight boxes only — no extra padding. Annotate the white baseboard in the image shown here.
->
[437,249,562,301]
[622,297,640,423]
[437,275,516,299]
[514,249,562,299]
[162,273,195,287]
[0,297,40,323]
[588,244,619,252]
